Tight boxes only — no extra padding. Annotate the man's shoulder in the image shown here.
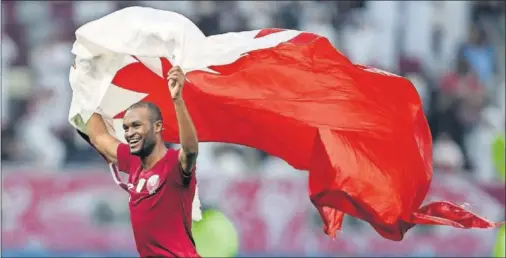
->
[164,148,179,160]
[158,148,197,187]
[154,148,179,171]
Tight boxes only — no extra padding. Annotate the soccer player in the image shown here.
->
[85,66,200,257]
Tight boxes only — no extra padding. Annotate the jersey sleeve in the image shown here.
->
[179,163,197,187]
[116,143,132,174]
[170,149,196,187]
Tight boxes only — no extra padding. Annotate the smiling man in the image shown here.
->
[85,66,200,257]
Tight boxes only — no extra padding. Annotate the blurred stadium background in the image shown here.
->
[1,1,505,257]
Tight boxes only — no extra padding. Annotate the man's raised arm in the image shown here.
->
[86,113,121,164]
[174,98,198,175]
[168,66,198,175]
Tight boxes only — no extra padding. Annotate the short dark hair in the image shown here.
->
[128,102,163,123]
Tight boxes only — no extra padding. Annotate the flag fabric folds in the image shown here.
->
[68,7,503,240]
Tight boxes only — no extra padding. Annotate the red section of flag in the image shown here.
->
[109,29,503,241]
[254,28,285,38]
[111,57,178,136]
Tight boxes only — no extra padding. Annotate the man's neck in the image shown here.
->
[141,144,168,170]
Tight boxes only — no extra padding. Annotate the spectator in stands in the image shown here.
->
[274,1,300,30]
[497,81,506,120]
[213,144,249,177]
[460,23,496,90]
[433,132,465,173]
[1,34,22,162]
[430,54,485,172]
[299,2,338,47]
[1,34,18,126]
[469,106,505,182]
[217,1,248,32]
[340,10,376,66]
[406,73,432,114]
[13,25,73,168]
[471,0,505,25]
[193,1,220,36]
[439,52,483,100]
[16,88,66,169]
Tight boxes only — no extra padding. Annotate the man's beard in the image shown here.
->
[132,129,156,158]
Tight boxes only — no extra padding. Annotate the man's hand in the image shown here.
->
[168,66,185,101]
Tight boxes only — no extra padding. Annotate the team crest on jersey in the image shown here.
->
[147,174,160,194]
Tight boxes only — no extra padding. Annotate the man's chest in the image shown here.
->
[127,169,166,205]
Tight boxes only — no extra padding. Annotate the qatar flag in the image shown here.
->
[68,7,503,240]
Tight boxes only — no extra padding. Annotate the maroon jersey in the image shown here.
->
[114,143,199,257]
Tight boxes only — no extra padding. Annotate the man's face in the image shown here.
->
[122,107,158,157]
